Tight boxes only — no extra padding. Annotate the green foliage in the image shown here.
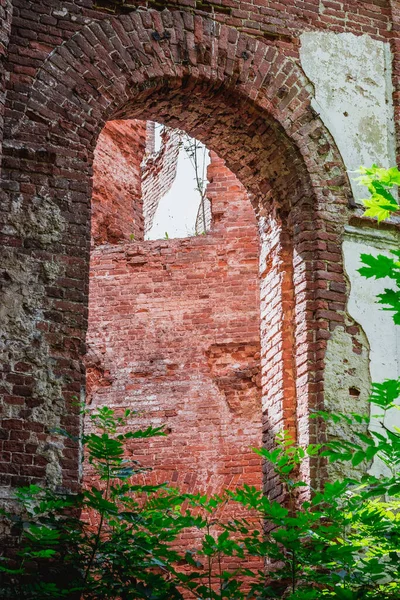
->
[0,407,198,599]
[358,251,400,323]
[204,406,400,600]
[3,396,400,599]
[357,165,399,222]
[357,166,400,322]
[2,165,400,598]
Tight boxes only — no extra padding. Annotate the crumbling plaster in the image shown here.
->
[344,226,400,476]
[300,32,396,202]
[301,31,399,476]
[324,324,371,478]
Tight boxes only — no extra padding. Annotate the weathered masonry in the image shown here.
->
[87,127,263,506]
[1,0,400,513]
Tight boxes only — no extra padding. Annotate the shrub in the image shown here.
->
[1,165,400,599]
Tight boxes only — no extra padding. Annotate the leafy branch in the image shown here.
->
[181,133,209,235]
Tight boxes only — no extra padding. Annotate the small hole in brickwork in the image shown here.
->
[349,387,360,397]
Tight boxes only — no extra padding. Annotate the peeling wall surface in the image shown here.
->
[300,32,396,201]
[344,226,400,475]
[324,324,371,478]
[300,30,400,478]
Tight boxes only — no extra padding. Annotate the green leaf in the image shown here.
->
[370,379,400,408]
[358,253,397,280]
[363,198,398,222]
[351,450,366,466]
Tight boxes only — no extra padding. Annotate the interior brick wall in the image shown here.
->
[86,150,262,502]
[92,119,147,245]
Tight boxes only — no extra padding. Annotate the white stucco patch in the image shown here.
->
[300,32,395,201]
[344,225,400,475]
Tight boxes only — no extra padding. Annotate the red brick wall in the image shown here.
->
[92,119,147,245]
[0,1,384,494]
[93,0,393,41]
[86,152,262,500]
[0,0,12,170]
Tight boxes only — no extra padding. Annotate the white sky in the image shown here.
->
[146,127,210,240]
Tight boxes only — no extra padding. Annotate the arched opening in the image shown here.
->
[0,11,352,496]
[80,75,313,498]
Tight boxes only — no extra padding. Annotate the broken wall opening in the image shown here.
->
[91,119,212,246]
[86,121,263,519]
[145,123,212,240]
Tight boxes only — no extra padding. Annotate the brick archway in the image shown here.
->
[1,9,352,492]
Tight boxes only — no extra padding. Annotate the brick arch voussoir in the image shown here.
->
[22,8,350,211]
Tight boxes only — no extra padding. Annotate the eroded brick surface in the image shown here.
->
[0,0,12,169]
